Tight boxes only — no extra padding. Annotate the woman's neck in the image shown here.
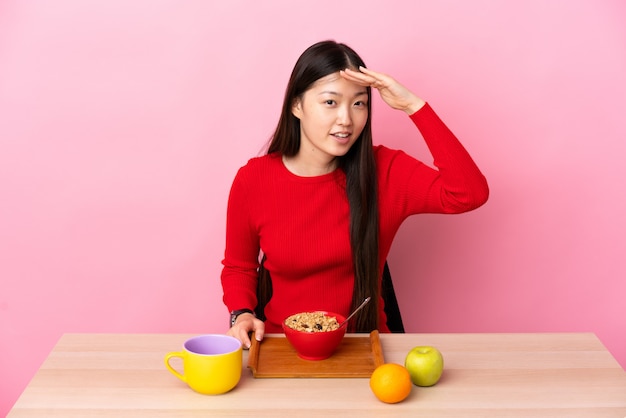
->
[282,154,337,177]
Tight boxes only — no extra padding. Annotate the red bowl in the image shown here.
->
[282,311,347,360]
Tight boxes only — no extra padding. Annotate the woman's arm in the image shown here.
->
[343,67,489,213]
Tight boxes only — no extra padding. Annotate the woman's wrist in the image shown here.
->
[404,97,426,115]
[230,309,255,327]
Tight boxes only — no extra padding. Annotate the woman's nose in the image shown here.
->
[337,106,353,126]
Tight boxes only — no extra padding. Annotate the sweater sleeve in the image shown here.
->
[220,164,261,313]
[378,103,489,215]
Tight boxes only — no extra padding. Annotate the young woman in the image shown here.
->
[221,40,489,348]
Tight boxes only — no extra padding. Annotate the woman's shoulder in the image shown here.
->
[373,145,425,184]
[237,152,282,175]
[373,144,411,165]
[373,144,396,156]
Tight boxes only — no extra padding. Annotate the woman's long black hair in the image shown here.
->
[266,40,380,332]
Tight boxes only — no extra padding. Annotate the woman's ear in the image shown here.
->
[291,98,302,119]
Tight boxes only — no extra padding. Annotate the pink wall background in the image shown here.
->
[1,0,625,414]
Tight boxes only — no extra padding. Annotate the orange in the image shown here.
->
[369,363,412,404]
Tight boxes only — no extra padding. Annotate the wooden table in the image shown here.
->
[8,333,626,417]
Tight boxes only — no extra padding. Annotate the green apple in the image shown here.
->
[404,346,444,387]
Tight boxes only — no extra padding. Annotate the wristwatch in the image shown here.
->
[230,309,254,327]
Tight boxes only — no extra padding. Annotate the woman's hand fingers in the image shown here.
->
[341,67,425,115]
[340,67,385,87]
[226,324,251,349]
[227,315,265,349]
[252,319,265,344]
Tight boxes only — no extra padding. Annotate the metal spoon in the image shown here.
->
[338,297,371,328]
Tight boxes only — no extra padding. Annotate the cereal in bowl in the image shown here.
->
[285,312,340,332]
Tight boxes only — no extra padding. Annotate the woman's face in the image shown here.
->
[291,72,369,167]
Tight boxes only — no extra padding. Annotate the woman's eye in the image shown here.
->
[354,101,367,107]
[325,100,336,105]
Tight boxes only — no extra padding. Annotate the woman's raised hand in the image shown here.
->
[341,67,425,115]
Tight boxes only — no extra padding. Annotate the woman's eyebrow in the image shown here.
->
[318,90,368,97]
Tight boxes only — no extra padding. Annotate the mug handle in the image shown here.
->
[164,351,186,382]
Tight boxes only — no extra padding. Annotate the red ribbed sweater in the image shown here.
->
[221,103,489,333]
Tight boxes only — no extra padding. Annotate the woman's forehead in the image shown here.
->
[308,72,367,96]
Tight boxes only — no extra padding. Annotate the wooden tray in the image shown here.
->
[247,330,384,378]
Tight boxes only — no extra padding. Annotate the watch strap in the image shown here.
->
[230,308,254,327]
